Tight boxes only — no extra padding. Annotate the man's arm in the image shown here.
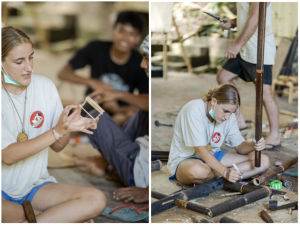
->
[90,90,149,112]
[58,63,111,91]
[223,2,260,58]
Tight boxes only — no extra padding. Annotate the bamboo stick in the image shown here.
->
[151,177,225,216]
[252,157,298,185]
[255,2,267,167]
[220,216,240,223]
[261,210,273,223]
[151,160,162,172]
[207,187,272,217]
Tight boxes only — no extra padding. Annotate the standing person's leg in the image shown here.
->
[216,68,247,129]
[262,84,281,149]
[88,110,140,187]
[30,183,106,223]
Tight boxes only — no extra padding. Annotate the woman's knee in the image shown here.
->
[188,164,212,180]
[79,188,107,218]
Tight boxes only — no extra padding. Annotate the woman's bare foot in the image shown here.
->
[72,155,109,177]
[113,187,149,203]
[84,219,94,223]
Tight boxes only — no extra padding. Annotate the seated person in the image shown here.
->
[167,84,270,185]
[58,11,149,126]
[2,26,106,223]
[73,35,150,203]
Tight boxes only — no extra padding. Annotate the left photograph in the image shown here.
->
[2,2,149,223]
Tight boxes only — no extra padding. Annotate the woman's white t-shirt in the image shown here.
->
[2,75,63,199]
[167,99,245,176]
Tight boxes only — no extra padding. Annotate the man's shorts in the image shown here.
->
[169,150,227,181]
[222,53,273,85]
[2,182,53,205]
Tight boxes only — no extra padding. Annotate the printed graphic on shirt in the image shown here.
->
[30,111,44,128]
[99,73,130,92]
[211,132,221,144]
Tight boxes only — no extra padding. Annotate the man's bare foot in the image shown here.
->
[264,136,281,149]
[72,155,109,177]
[113,187,149,203]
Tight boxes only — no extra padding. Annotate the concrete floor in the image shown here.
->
[151,72,298,223]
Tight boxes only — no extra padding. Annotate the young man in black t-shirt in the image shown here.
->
[58,11,148,125]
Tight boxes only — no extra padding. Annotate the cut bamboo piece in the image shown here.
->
[261,210,273,223]
[80,96,105,120]
[252,157,298,185]
[220,216,240,223]
[151,160,162,172]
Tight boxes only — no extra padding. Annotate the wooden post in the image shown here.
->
[172,16,193,74]
[163,32,168,80]
[255,2,267,167]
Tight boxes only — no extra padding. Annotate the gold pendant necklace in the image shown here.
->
[2,82,28,142]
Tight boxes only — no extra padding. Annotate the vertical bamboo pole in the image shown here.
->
[255,2,267,167]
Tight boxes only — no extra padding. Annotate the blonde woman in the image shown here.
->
[2,26,106,223]
[167,84,270,185]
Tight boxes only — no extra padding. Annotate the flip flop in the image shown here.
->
[264,144,282,150]
[239,126,249,131]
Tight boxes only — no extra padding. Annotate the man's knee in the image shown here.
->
[216,69,235,85]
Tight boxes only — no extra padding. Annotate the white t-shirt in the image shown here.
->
[133,136,149,188]
[237,2,276,65]
[2,75,63,199]
[167,99,245,176]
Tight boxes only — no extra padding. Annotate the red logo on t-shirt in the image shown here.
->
[211,132,221,143]
[30,111,44,128]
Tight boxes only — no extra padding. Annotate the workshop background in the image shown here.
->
[151,2,298,223]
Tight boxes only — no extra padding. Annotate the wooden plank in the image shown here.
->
[273,38,292,80]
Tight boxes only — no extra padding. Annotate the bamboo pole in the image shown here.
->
[252,157,297,185]
[174,199,208,215]
[172,16,193,74]
[151,160,162,172]
[151,177,225,216]
[255,2,267,167]
[163,32,168,80]
[207,187,272,218]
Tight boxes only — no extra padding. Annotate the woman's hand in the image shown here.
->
[253,137,265,151]
[54,105,99,137]
[224,169,244,183]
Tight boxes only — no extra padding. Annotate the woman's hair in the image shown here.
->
[202,84,241,107]
[2,26,33,61]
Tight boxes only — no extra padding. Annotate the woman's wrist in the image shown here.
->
[53,125,66,138]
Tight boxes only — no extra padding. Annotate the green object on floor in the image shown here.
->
[269,180,282,190]
[100,207,149,222]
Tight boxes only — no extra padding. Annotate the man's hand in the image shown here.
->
[219,18,232,30]
[253,137,265,151]
[89,89,119,104]
[225,44,241,59]
[88,79,112,91]
[113,187,149,203]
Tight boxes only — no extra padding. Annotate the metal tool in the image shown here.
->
[204,12,227,23]
[154,120,173,127]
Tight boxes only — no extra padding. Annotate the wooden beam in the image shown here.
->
[255,2,267,167]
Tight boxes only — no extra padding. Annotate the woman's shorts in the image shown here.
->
[169,150,227,181]
[2,182,53,205]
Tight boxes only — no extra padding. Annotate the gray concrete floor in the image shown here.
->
[151,72,298,223]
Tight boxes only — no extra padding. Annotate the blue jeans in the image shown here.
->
[169,151,227,181]
[2,182,53,205]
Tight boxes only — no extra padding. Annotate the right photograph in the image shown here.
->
[151,2,298,223]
